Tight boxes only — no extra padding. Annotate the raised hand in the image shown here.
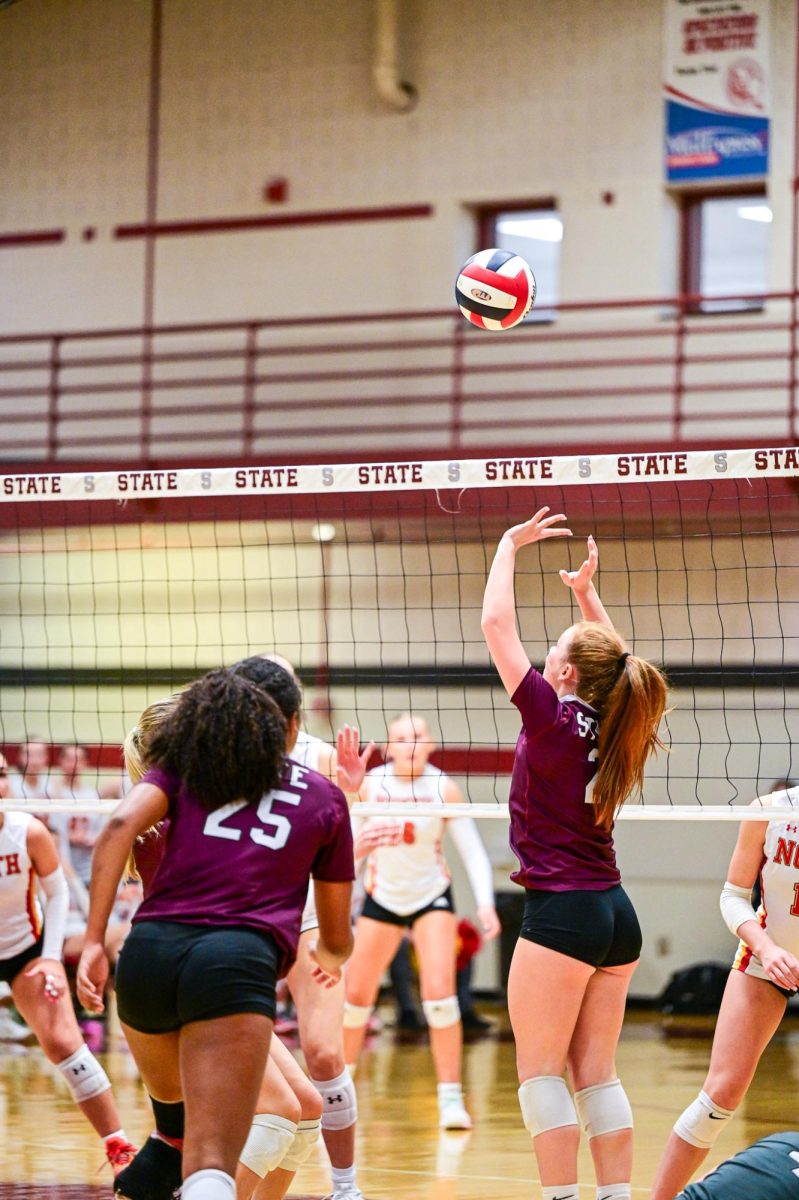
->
[559,534,598,595]
[336,724,375,795]
[502,507,572,550]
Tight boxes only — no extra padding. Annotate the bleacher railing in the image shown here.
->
[1,291,797,462]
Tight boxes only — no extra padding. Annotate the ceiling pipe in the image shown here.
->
[374,0,417,111]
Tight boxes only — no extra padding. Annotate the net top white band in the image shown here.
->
[1,446,798,502]
[5,799,798,822]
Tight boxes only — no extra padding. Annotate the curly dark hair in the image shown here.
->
[146,668,288,811]
[231,655,302,721]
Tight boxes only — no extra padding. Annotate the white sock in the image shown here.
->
[597,1187,631,1200]
[102,1129,125,1142]
[437,1082,464,1105]
[182,1168,235,1200]
[331,1163,357,1190]
[542,1187,579,1200]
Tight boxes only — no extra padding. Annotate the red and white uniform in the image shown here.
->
[0,812,43,959]
[294,730,331,934]
[357,763,451,916]
[733,788,799,983]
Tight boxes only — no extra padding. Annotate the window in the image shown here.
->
[477,203,562,321]
[682,192,771,313]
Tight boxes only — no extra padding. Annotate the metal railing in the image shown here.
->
[1,291,797,463]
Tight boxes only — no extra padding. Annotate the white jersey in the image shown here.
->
[358,763,450,916]
[7,772,52,803]
[733,789,799,982]
[0,812,43,960]
[293,731,333,934]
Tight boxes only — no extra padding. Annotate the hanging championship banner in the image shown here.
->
[664,0,770,183]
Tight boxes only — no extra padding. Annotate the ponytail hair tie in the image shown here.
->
[618,651,630,668]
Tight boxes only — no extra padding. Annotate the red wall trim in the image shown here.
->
[114,203,434,239]
[0,741,513,775]
[0,229,66,249]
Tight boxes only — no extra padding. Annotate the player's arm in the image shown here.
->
[482,507,572,697]
[443,779,501,940]
[558,535,615,631]
[310,879,354,987]
[77,782,168,1011]
[720,802,799,992]
[24,819,70,1000]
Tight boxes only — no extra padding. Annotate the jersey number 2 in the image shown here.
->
[203,790,301,851]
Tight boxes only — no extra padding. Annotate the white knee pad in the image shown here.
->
[312,1068,358,1131]
[673,1090,735,1149]
[422,995,460,1029]
[239,1113,297,1178]
[57,1045,111,1103]
[342,1002,373,1029]
[279,1117,321,1171]
[574,1079,633,1138]
[518,1075,578,1137]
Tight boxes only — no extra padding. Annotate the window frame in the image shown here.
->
[679,184,770,316]
[473,198,562,323]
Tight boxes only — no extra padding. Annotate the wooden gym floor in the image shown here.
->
[1,1005,797,1198]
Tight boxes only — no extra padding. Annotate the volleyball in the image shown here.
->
[455,248,537,331]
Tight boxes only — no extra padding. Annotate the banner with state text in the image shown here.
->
[663,0,770,183]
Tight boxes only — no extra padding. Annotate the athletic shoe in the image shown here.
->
[438,1097,473,1130]
[113,1134,182,1198]
[323,1189,365,1200]
[104,1134,138,1178]
[0,1008,33,1042]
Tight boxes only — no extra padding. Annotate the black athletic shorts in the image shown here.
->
[519,884,642,968]
[0,934,44,985]
[116,920,279,1034]
[360,885,455,929]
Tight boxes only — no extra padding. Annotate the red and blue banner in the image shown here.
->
[664,0,770,183]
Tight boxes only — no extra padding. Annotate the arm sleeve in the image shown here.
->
[720,880,758,939]
[511,666,562,739]
[39,866,70,961]
[447,817,495,909]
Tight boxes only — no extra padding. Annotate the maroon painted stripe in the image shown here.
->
[114,204,434,239]
[0,741,515,775]
[0,229,65,248]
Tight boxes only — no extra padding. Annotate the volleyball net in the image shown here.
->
[2,445,799,821]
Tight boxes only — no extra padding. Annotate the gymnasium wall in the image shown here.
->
[1,0,796,334]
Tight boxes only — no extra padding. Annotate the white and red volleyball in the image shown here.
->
[455,248,537,331]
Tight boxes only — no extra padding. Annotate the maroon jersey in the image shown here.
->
[509,666,620,891]
[133,758,354,973]
[132,821,171,895]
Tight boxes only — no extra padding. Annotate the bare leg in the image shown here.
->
[290,930,353,1170]
[650,971,786,1200]
[342,917,404,1066]
[235,1049,303,1200]
[125,1012,272,1180]
[566,959,638,1187]
[13,965,124,1137]
[413,911,461,1084]
[507,939,594,1188]
[180,1013,273,1179]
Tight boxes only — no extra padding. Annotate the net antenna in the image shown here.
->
[2,446,799,822]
